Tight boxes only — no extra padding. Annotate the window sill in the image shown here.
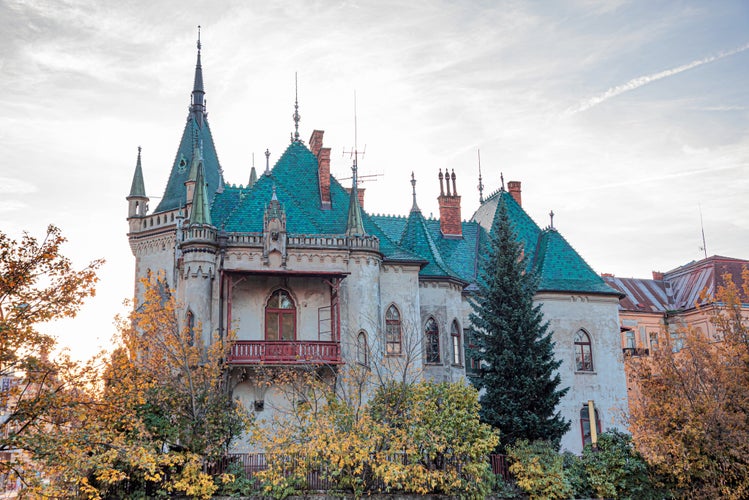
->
[575,370,597,375]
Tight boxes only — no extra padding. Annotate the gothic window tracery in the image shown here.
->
[265,289,296,341]
[451,320,461,366]
[574,330,594,371]
[425,317,440,364]
[357,331,369,366]
[385,305,402,355]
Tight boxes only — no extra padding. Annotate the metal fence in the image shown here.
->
[209,452,511,491]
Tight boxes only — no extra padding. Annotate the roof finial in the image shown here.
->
[477,149,484,203]
[292,72,301,143]
[410,172,420,212]
[549,210,555,228]
[500,172,505,191]
[264,148,270,175]
[190,25,205,125]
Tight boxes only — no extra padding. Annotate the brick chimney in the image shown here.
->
[507,181,522,207]
[438,169,462,237]
[309,130,331,209]
[652,271,664,281]
[309,130,324,157]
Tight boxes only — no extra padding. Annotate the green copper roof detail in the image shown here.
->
[249,166,258,187]
[345,166,366,237]
[532,228,619,295]
[189,161,212,226]
[398,209,461,280]
[128,146,146,198]
[155,117,224,213]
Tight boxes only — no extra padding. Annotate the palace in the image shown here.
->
[126,39,628,453]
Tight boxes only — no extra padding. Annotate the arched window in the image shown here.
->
[580,405,602,447]
[574,330,593,371]
[186,310,195,346]
[425,317,440,364]
[385,305,402,355]
[451,320,461,366]
[265,289,296,341]
[357,331,369,366]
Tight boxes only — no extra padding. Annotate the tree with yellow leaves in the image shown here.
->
[629,268,749,499]
[0,225,101,490]
[253,367,498,499]
[19,274,250,499]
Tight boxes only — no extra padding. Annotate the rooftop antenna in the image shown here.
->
[292,72,301,143]
[343,91,366,179]
[698,203,708,259]
[477,149,484,203]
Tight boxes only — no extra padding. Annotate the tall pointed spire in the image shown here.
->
[249,167,258,187]
[190,25,206,126]
[345,158,366,236]
[155,28,223,213]
[292,72,301,143]
[127,146,149,218]
[477,149,484,203]
[129,146,146,197]
[189,161,212,226]
[410,172,420,213]
[248,153,258,187]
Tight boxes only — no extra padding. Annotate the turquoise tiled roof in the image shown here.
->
[210,141,424,265]
[532,228,621,295]
[473,190,619,296]
[204,138,615,295]
[155,117,224,213]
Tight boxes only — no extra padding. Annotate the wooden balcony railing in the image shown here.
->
[229,340,343,365]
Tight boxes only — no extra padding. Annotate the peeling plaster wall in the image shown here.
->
[536,292,629,454]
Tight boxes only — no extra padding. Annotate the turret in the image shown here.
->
[127,146,149,219]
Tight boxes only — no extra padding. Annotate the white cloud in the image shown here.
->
[566,42,749,115]
[0,177,37,195]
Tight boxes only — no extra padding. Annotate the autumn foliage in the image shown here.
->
[0,225,102,492]
[252,370,499,498]
[629,268,749,498]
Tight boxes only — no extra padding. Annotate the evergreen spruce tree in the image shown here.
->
[469,194,569,452]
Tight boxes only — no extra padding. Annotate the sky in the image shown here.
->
[1,0,747,361]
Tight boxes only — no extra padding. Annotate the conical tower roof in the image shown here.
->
[128,146,146,198]
[155,32,223,213]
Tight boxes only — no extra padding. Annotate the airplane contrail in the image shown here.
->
[565,42,749,115]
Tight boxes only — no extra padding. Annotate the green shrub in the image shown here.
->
[581,430,662,499]
[214,460,255,497]
[562,451,592,499]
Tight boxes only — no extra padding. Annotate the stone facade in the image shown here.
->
[125,42,629,454]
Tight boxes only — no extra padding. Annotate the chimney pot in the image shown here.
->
[507,181,522,207]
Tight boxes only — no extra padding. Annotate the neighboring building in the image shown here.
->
[126,39,628,453]
[603,255,749,353]
[602,255,749,395]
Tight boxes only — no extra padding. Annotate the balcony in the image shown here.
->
[230,340,343,365]
[622,347,650,357]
